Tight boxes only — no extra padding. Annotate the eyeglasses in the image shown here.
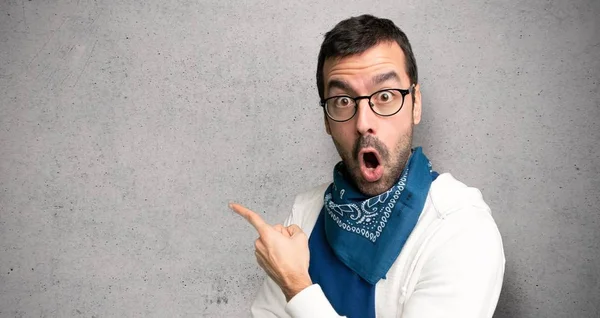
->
[320,84,415,122]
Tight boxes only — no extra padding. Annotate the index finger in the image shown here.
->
[229,202,269,231]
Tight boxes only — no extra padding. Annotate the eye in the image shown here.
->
[334,96,353,108]
[374,90,396,103]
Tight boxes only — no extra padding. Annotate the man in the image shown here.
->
[230,14,505,318]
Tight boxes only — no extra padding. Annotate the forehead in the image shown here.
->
[322,41,409,89]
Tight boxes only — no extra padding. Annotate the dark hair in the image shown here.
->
[316,14,418,100]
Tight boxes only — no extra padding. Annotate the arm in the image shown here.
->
[248,211,344,318]
[402,212,505,318]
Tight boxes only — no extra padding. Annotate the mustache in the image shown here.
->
[352,135,389,161]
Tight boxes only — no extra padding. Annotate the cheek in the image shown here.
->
[329,124,356,149]
[380,119,411,148]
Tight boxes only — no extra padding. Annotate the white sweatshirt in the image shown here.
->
[251,173,505,318]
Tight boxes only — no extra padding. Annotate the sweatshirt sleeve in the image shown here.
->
[251,280,344,318]
[285,284,344,318]
[401,210,506,318]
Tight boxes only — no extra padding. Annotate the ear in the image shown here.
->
[324,111,331,135]
[412,84,422,125]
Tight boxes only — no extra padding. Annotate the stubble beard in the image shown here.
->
[332,128,413,197]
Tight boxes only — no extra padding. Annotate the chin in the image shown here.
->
[352,171,396,197]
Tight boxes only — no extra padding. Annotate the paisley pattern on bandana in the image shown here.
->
[325,167,409,243]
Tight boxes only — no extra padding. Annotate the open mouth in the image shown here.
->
[359,149,384,182]
[363,152,380,169]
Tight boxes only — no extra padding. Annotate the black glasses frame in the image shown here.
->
[320,85,415,122]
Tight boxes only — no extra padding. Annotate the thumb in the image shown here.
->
[274,224,291,237]
[286,224,304,237]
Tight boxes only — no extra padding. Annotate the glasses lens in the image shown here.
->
[326,96,356,121]
[370,90,404,116]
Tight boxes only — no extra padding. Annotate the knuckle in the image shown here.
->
[290,225,302,233]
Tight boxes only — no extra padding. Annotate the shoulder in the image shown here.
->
[286,182,330,235]
[429,172,493,218]
[424,172,504,260]
[293,183,330,209]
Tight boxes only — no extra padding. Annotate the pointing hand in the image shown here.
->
[229,202,312,301]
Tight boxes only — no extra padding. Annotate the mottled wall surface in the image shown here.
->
[1,0,598,317]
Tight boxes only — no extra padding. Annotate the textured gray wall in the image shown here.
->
[1,0,598,317]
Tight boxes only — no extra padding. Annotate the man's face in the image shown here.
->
[323,41,422,197]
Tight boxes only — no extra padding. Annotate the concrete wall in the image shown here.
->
[1,0,598,317]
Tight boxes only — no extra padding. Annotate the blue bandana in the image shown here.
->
[323,147,437,285]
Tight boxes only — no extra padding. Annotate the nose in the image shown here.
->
[355,98,376,135]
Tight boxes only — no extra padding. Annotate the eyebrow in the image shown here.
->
[326,71,401,96]
[327,79,353,95]
[372,71,400,85]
